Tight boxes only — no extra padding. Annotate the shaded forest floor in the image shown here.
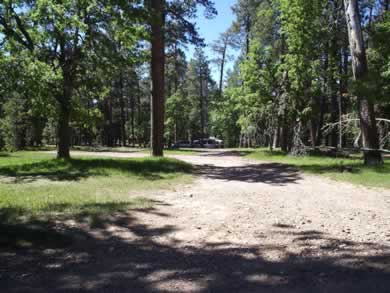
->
[1,150,390,292]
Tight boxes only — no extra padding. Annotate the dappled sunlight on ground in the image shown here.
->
[1,150,390,292]
[1,202,389,292]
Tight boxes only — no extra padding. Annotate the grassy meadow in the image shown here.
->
[0,152,192,226]
[244,148,390,189]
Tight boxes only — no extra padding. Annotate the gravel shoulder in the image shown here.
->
[2,150,390,292]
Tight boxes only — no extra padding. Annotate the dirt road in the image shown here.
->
[3,150,390,292]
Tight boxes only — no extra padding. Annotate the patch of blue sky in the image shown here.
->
[187,0,240,81]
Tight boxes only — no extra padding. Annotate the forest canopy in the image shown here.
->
[0,0,389,165]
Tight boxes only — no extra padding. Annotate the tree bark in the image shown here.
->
[280,114,289,152]
[245,15,251,57]
[205,79,209,135]
[273,125,280,149]
[316,51,329,146]
[316,95,325,146]
[107,97,114,147]
[330,84,339,148]
[344,0,383,165]
[119,72,127,146]
[150,0,166,156]
[338,47,348,148]
[310,116,317,147]
[57,69,72,159]
[218,44,227,98]
[137,78,142,146]
[174,43,179,143]
[130,94,135,147]
[199,71,205,140]
[174,43,179,93]
[329,40,340,148]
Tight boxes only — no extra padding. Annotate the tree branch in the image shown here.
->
[10,7,34,50]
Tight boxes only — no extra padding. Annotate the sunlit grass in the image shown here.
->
[245,148,390,189]
[0,152,192,224]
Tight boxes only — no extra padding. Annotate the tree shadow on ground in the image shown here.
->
[194,163,301,185]
[71,146,146,154]
[291,161,390,175]
[0,157,192,182]
[168,148,210,153]
[1,203,389,293]
[201,150,254,157]
[212,150,390,176]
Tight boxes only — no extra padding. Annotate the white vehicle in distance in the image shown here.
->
[192,137,224,148]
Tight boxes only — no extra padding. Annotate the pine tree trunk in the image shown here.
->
[137,78,142,146]
[330,40,340,148]
[316,50,329,146]
[119,73,127,146]
[316,95,326,146]
[205,80,209,136]
[174,43,179,93]
[57,69,72,159]
[131,95,135,147]
[150,0,165,156]
[219,45,227,98]
[338,47,347,148]
[310,94,319,147]
[280,115,289,152]
[310,119,317,147]
[108,97,114,147]
[344,0,383,165]
[330,92,339,148]
[273,125,280,149]
[173,43,179,144]
[245,15,251,57]
[199,72,205,140]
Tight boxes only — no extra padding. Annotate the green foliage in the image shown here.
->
[210,86,241,147]
[0,96,29,150]
[165,90,192,142]
[367,11,390,104]
[183,47,216,139]
[0,0,145,151]
[0,53,57,114]
[227,1,284,143]
[278,0,322,115]
[0,54,54,150]
[227,0,390,154]
[1,0,389,154]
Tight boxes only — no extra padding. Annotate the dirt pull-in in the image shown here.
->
[3,151,390,292]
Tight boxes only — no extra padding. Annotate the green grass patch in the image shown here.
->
[0,152,192,226]
[245,148,390,189]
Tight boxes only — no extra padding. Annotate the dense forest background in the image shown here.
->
[0,0,389,164]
